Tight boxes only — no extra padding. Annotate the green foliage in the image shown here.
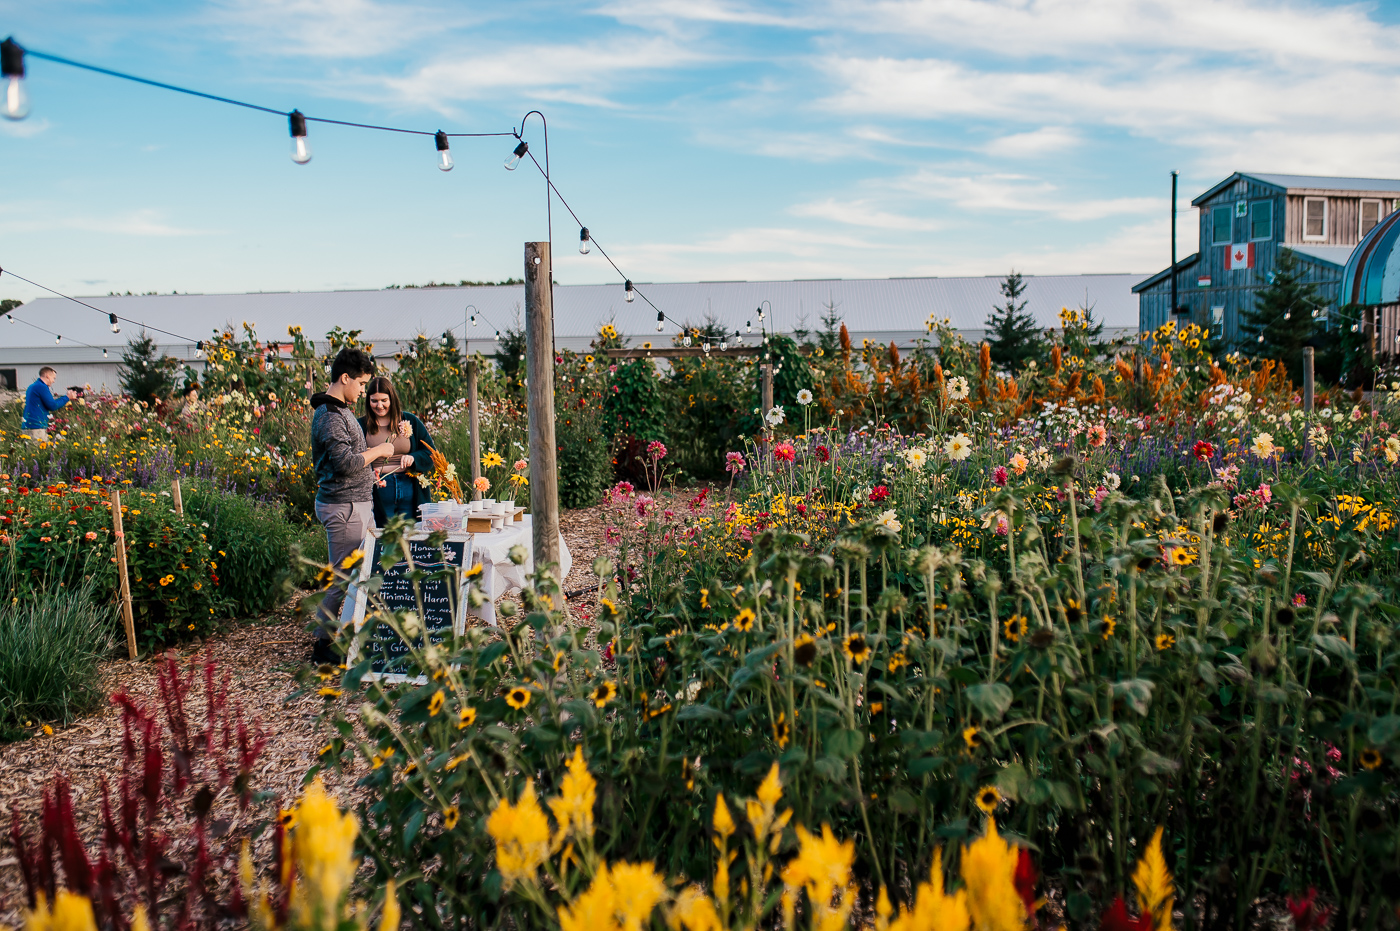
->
[184,480,316,615]
[393,331,466,417]
[1239,248,1325,384]
[0,570,111,739]
[495,323,528,398]
[604,358,666,443]
[119,331,181,404]
[200,322,319,402]
[555,351,613,509]
[985,270,1043,371]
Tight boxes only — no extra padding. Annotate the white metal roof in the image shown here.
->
[1247,173,1400,194]
[1286,244,1357,268]
[0,273,1142,363]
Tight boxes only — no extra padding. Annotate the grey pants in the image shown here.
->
[314,498,374,634]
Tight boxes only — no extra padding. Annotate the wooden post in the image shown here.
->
[467,362,482,500]
[760,363,774,417]
[110,488,138,660]
[1302,346,1315,412]
[524,242,560,572]
[171,477,184,517]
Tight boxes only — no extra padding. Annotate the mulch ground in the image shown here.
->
[0,501,628,925]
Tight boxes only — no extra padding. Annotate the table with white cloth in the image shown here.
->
[465,515,572,627]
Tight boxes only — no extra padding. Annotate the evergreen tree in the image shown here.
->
[0,298,21,319]
[119,330,181,404]
[1238,248,1324,384]
[494,324,528,397]
[985,270,1043,370]
[817,298,843,359]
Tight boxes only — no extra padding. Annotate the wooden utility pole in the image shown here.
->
[110,489,137,659]
[171,477,184,517]
[524,242,560,571]
[1302,347,1315,412]
[467,361,482,500]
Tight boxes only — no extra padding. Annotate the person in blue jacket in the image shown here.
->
[22,367,77,440]
[358,376,438,527]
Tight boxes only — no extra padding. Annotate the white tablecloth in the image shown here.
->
[466,515,572,627]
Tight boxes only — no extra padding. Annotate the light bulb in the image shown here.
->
[580,227,591,255]
[624,279,635,303]
[1284,311,1291,320]
[470,314,478,327]
[55,334,61,344]
[703,341,711,354]
[746,321,752,334]
[289,110,311,164]
[109,313,121,334]
[195,341,204,359]
[505,140,528,170]
[656,311,664,332]
[1,39,27,121]
[1352,324,1360,333]
[683,335,692,347]
[103,348,108,358]
[719,338,727,350]
[435,131,453,171]
[1257,335,1264,343]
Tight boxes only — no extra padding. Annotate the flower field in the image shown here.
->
[7,313,1400,926]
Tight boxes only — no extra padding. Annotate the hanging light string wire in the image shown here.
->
[2,307,104,352]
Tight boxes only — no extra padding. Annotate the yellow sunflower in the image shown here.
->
[1361,748,1383,771]
[793,633,817,667]
[443,806,460,830]
[457,707,477,729]
[482,451,505,469]
[975,785,1002,814]
[591,681,618,708]
[428,690,445,716]
[843,633,871,664]
[733,607,756,632]
[1003,615,1028,643]
[962,725,983,750]
[1101,617,1117,640]
[1156,633,1176,651]
[505,687,531,709]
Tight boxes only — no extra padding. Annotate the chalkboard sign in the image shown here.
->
[343,532,469,683]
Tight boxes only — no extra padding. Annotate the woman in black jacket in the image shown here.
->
[359,376,437,527]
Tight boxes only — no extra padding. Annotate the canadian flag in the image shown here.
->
[1226,242,1255,270]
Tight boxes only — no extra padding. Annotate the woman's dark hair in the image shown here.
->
[364,376,403,431]
[330,347,376,383]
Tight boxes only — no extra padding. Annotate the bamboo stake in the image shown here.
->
[110,488,137,659]
[171,477,184,517]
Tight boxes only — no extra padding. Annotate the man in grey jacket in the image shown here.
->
[310,347,397,662]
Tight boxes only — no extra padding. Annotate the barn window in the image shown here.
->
[1360,199,1383,238]
[1212,206,1232,244]
[1250,200,1273,241]
[1304,198,1327,240]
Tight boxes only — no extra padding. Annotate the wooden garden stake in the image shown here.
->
[110,488,137,659]
[1302,346,1315,412]
[171,477,184,517]
[760,363,774,465]
[467,361,482,500]
[524,241,561,572]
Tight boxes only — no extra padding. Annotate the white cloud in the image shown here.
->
[898,170,1159,220]
[595,0,813,30]
[790,197,941,230]
[984,126,1078,158]
[205,0,464,58]
[0,117,51,139]
[0,205,211,237]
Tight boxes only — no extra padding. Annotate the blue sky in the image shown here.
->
[3,0,1400,306]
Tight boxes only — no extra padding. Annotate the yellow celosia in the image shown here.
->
[745,763,792,843]
[129,906,151,931]
[23,891,97,931]
[558,865,619,931]
[289,777,360,931]
[547,746,597,844]
[668,886,723,931]
[379,879,400,931]
[781,824,854,910]
[487,778,552,889]
[1132,827,1174,931]
[711,794,736,840]
[959,818,1025,931]
[558,861,667,931]
[887,850,970,931]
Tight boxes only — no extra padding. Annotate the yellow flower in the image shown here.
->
[599,597,619,619]
[960,818,1026,931]
[318,687,342,699]
[711,794,736,839]
[733,607,756,632]
[25,890,99,931]
[794,633,817,667]
[505,687,531,709]
[1156,633,1176,651]
[842,633,871,663]
[288,778,359,931]
[546,746,597,842]
[1101,617,1117,640]
[465,562,484,580]
[668,886,723,931]
[458,707,477,729]
[340,549,364,570]
[962,725,983,750]
[379,880,400,931]
[428,690,445,716]
[887,650,907,671]
[159,575,174,587]
[482,452,505,469]
[1361,748,1383,770]
[781,824,856,927]
[557,861,666,931]
[486,779,551,889]
[1003,615,1028,643]
[886,850,968,931]
[442,806,460,830]
[591,680,618,708]
[699,588,709,608]
[772,710,790,748]
[975,785,1001,814]
[1132,827,1174,931]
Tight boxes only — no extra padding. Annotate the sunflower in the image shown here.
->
[887,651,908,672]
[733,607,756,632]
[598,597,619,619]
[318,687,342,699]
[648,702,673,720]
[553,651,566,672]
[278,809,297,829]
[772,711,790,748]
[869,701,884,716]
[1361,748,1383,771]
[340,548,364,570]
[457,707,477,729]
[793,633,817,667]
[975,785,1002,814]
[1170,547,1194,566]
[505,687,531,709]
[1003,614,1028,643]
[1064,598,1082,625]
[1101,617,1117,640]
[962,725,983,750]
[428,690,445,716]
[481,451,505,469]
[699,588,710,609]
[1155,633,1176,651]
[465,562,484,580]
[843,633,871,663]
[591,681,617,708]
[314,564,335,587]
[443,806,460,830]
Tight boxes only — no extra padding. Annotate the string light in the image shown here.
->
[505,140,528,171]
[745,320,752,334]
[655,310,664,332]
[579,227,591,255]
[1,37,27,121]
[624,279,635,303]
[195,340,204,359]
[435,130,453,172]
[109,312,120,334]
[55,333,61,343]
[289,109,311,164]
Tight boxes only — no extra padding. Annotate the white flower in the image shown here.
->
[686,680,702,702]
[1386,436,1400,454]
[944,433,973,461]
[796,389,814,406]
[946,376,970,402]
[765,406,786,426]
[1332,412,1345,423]
[1307,426,1329,447]
[956,492,975,511]
[876,508,902,533]
[1251,432,1276,459]
[1103,471,1121,491]
[903,447,928,471]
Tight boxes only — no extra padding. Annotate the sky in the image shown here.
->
[3,0,1400,308]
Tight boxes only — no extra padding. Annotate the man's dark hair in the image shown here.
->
[330,348,376,383]
[38,366,56,378]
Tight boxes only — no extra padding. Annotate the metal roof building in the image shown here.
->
[0,273,1141,391]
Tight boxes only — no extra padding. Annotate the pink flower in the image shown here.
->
[514,459,528,472]
[605,527,620,544]
[773,442,796,463]
[795,502,808,516]
[252,427,260,434]
[724,502,738,523]
[994,514,1009,536]
[1325,744,1342,763]
[992,466,1008,486]
[1258,483,1272,503]
[84,531,97,541]
[1293,592,1307,607]
[1087,424,1107,447]
[725,451,746,473]
[635,495,655,517]
[814,445,830,463]
[647,440,668,461]
[612,481,635,498]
